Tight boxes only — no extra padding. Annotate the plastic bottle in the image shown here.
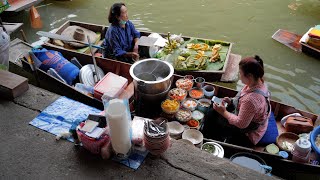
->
[0,27,10,70]
[75,83,94,96]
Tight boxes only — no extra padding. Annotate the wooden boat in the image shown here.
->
[5,0,43,13]
[9,39,320,179]
[272,29,320,60]
[42,20,241,82]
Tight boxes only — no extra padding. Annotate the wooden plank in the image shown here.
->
[272,29,302,52]
[0,70,29,99]
[3,22,23,35]
[5,0,43,12]
[220,53,241,82]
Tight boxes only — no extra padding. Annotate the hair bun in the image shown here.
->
[254,55,263,67]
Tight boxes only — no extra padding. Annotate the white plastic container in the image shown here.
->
[0,27,10,70]
[105,99,132,158]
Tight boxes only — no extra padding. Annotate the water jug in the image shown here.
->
[104,99,132,158]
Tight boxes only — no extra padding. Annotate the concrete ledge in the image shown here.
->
[0,85,277,179]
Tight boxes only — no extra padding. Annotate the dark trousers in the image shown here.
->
[201,107,253,148]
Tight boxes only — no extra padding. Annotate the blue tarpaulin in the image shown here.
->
[29,96,101,141]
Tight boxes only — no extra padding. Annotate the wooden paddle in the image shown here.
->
[36,31,105,50]
[272,29,302,52]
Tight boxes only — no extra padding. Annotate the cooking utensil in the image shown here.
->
[87,36,99,84]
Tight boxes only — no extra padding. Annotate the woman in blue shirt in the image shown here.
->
[103,3,140,63]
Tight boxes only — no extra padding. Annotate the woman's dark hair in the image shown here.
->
[239,55,264,80]
[108,3,125,24]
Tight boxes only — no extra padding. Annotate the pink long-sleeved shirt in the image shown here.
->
[225,84,270,145]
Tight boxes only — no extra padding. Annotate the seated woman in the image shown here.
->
[103,2,140,63]
[202,55,272,147]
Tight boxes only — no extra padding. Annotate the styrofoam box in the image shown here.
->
[94,72,128,100]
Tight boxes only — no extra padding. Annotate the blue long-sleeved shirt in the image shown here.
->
[103,21,140,59]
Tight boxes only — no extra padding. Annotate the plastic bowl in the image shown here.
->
[276,132,299,152]
[189,88,204,99]
[161,99,180,114]
[192,110,205,122]
[181,98,198,111]
[167,121,184,136]
[201,142,224,158]
[175,109,192,123]
[310,125,320,160]
[187,119,200,129]
[168,88,187,102]
[182,129,203,145]
[197,98,212,113]
[202,85,215,98]
[176,78,194,91]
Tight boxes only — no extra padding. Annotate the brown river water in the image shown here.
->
[3,0,320,114]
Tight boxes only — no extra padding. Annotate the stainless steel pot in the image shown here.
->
[129,58,174,94]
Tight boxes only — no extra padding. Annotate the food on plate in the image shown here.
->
[210,44,222,62]
[202,143,216,153]
[176,78,194,91]
[168,88,187,101]
[174,54,208,71]
[182,98,198,111]
[175,109,192,123]
[161,99,180,114]
[282,141,294,152]
[187,119,199,128]
[189,89,204,99]
[187,43,210,51]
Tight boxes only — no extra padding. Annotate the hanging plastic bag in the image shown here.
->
[0,27,10,70]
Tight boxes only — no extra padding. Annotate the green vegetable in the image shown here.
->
[202,144,215,153]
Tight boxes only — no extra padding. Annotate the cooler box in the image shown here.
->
[94,72,128,100]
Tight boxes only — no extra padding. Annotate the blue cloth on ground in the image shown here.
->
[29,96,148,170]
[112,147,149,170]
[32,48,80,85]
[259,112,279,145]
[29,96,101,142]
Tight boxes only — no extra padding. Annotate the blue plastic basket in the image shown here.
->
[310,126,320,160]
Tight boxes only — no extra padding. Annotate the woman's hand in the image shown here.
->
[131,52,140,61]
[212,102,227,115]
[222,97,231,105]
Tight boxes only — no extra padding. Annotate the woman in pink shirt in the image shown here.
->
[202,55,271,147]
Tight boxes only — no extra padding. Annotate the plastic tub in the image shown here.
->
[161,99,180,114]
[168,88,187,102]
[310,125,320,160]
[189,88,204,99]
[181,98,198,111]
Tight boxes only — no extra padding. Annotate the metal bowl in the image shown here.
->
[130,58,174,94]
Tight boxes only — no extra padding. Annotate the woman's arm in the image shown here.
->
[225,96,256,129]
[214,95,256,129]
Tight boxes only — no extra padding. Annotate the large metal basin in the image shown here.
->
[129,58,174,94]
